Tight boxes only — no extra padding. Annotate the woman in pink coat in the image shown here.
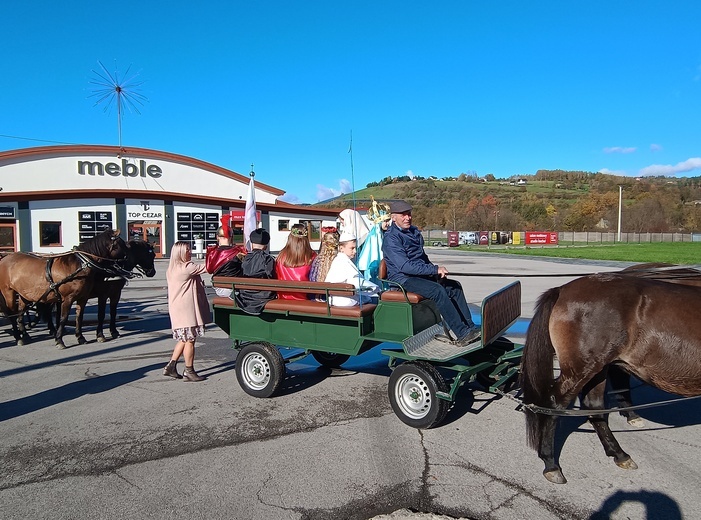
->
[163,241,212,382]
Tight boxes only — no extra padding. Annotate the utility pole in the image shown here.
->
[617,185,623,242]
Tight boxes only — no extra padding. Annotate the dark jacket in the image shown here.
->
[381,223,438,284]
[234,249,276,315]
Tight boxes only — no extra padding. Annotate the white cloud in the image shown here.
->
[278,193,301,203]
[650,143,663,152]
[316,178,352,201]
[603,146,637,154]
[638,157,701,176]
[599,168,627,176]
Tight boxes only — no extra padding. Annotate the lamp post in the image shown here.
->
[617,186,623,242]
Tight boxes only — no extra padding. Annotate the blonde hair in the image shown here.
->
[315,231,339,282]
[167,241,191,276]
[278,223,315,267]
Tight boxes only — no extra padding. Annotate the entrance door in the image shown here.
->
[0,223,17,253]
[128,222,162,258]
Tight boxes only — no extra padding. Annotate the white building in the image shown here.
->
[0,145,339,256]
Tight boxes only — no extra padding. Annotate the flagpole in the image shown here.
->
[243,165,257,252]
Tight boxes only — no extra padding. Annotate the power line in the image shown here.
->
[0,133,84,146]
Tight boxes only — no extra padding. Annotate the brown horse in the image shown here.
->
[0,230,127,348]
[609,263,701,427]
[73,239,156,343]
[521,272,701,484]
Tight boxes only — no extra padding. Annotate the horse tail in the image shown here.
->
[520,286,560,451]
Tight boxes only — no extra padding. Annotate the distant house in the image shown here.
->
[517,179,527,185]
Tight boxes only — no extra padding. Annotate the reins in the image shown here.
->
[447,264,701,278]
[494,386,701,417]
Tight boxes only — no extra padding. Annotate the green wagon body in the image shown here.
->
[212,276,523,428]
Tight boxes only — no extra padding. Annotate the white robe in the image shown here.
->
[324,253,379,307]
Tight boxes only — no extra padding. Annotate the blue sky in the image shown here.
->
[2,1,700,203]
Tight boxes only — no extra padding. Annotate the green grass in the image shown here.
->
[458,242,701,264]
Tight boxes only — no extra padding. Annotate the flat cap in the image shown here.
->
[250,228,270,245]
[389,200,413,213]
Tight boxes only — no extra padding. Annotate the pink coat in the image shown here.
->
[167,261,212,330]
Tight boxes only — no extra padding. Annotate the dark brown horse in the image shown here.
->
[73,239,156,343]
[609,263,701,427]
[521,272,701,484]
[0,230,127,348]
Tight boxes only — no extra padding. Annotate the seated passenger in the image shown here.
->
[308,229,339,301]
[324,232,379,307]
[382,200,479,347]
[206,219,246,297]
[234,228,276,315]
[275,223,317,300]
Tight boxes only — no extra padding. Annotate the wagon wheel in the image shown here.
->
[388,361,449,429]
[235,342,285,398]
[311,351,350,368]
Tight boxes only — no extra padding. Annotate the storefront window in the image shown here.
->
[40,221,62,247]
[0,224,16,252]
[278,219,290,231]
[300,220,321,241]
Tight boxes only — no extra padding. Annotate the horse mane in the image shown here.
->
[75,229,121,258]
[620,262,701,282]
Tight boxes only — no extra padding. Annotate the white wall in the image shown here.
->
[29,199,116,253]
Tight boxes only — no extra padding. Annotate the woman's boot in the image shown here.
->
[163,360,182,379]
[183,365,206,382]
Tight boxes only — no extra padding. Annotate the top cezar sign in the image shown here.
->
[77,159,163,178]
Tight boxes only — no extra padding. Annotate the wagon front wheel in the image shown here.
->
[235,342,285,398]
[311,351,350,368]
[388,361,449,429]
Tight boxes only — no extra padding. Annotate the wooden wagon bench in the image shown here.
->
[212,275,523,428]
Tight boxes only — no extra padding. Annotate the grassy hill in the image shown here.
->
[312,172,701,233]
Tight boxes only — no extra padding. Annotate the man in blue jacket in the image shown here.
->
[382,200,479,347]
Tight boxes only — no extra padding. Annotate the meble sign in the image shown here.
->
[77,159,163,178]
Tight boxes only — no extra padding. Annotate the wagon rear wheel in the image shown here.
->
[235,342,285,398]
[311,351,350,368]
[388,361,449,429]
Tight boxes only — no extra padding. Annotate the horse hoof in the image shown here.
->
[77,337,87,345]
[616,457,638,470]
[56,343,67,350]
[97,336,107,343]
[627,417,646,428]
[17,339,25,347]
[110,331,120,339]
[543,469,567,484]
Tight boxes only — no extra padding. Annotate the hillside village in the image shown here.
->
[316,170,701,233]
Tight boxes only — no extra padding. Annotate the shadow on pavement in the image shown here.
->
[0,363,163,422]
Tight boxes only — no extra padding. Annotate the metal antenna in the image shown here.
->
[89,60,147,151]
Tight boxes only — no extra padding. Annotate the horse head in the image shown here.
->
[125,240,157,277]
[77,229,128,263]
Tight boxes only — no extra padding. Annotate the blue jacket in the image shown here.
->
[382,223,438,284]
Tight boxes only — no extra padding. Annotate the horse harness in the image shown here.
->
[23,251,133,312]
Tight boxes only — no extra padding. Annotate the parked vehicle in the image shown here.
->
[459,231,478,245]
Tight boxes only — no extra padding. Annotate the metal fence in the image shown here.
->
[423,230,701,244]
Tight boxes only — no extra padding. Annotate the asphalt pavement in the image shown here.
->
[1,251,699,520]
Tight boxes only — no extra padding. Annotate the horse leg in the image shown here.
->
[73,298,88,345]
[15,299,32,346]
[609,365,645,428]
[54,299,76,349]
[96,295,107,342]
[2,290,26,346]
[108,285,122,339]
[582,370,638,471]
[534,380,582,485]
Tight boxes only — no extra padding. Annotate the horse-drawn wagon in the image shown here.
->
[211,274,523,429]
